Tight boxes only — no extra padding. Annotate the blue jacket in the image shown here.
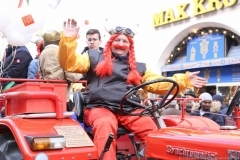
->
[191,106,225,126]
[27,56,39,79]
[220,103,228,115]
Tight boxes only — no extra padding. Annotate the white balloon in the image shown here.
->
[7,31,32,46]
[3,6,49,34]
[48,0,61,9]
[0,0,20,32]
[0,7,11,32]
[0,36,8,64]
[23,32,33,44]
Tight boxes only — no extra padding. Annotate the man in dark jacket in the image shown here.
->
[81,29,104,54]
[80,29,104,81]
[191,92,224,126]
[1,45,33,90]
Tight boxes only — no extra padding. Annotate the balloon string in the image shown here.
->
[3,48,17,72]
[0,36,5,77]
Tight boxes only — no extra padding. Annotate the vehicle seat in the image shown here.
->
[73,92,130,136]
[73,91,87,123]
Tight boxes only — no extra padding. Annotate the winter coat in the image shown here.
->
[81,46,104,54]
[27,56,39,79]
[191,103,225,126]
[220,103,228,115]
[39,44,81,82]
[39,44,82,102]
[2,46,33,88]
[80,47,104,80]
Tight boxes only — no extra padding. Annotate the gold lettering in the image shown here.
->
[153,0,237,28]
[208,0,223,11]
[175,2,189,20]
[152,11,165,27]
[165,8,175,23]
[223,0,238,7]
[193,0,208,16]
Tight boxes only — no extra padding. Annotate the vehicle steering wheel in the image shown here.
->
[226,88,240,116]
[120,78,179,116]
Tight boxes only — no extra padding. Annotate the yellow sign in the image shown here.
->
[153,0,238,27]
[54,126,94,148]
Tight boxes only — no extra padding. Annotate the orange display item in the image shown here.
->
[4,82,67,115]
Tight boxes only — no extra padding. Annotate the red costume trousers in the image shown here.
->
[84,107,157,160]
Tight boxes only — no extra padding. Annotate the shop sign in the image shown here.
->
[172,51,187,64]
[153,0,238,27]
[187,34,225,62]
[162,56,240,72]
[166,65,240,83]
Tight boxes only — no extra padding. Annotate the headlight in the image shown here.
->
[35,153,48,160]
[32,137,66,151]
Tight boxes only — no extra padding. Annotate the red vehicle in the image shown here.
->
[0,78,240,160]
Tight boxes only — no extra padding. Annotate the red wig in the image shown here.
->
[95,34,142,85]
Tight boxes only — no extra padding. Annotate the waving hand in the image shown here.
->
[63,19,80,38]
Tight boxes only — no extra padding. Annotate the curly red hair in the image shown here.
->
[95,34,142,85]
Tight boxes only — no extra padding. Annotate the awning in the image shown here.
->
[161,56,240,72]
[162,34,240,72]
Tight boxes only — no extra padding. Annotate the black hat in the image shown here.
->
[184,90,196,98]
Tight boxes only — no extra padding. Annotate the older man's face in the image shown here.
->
[111,34,130,57]
[201,100,212,111]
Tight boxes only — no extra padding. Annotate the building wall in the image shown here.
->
[152,0,240,74]
[2,0,240,75]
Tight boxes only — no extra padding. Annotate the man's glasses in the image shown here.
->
[87,38,99,42]
[111,26,135,38]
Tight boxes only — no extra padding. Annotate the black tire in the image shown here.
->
[0,132,23,160]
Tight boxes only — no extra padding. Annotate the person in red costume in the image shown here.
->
[58,19,207,159]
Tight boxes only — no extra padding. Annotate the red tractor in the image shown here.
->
[0,78,239,160]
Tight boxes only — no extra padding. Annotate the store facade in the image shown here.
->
[17,0,240,103]
[150,0,240,104]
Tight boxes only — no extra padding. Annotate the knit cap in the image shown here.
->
[212,94,223,104]
[199,92,212,103]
